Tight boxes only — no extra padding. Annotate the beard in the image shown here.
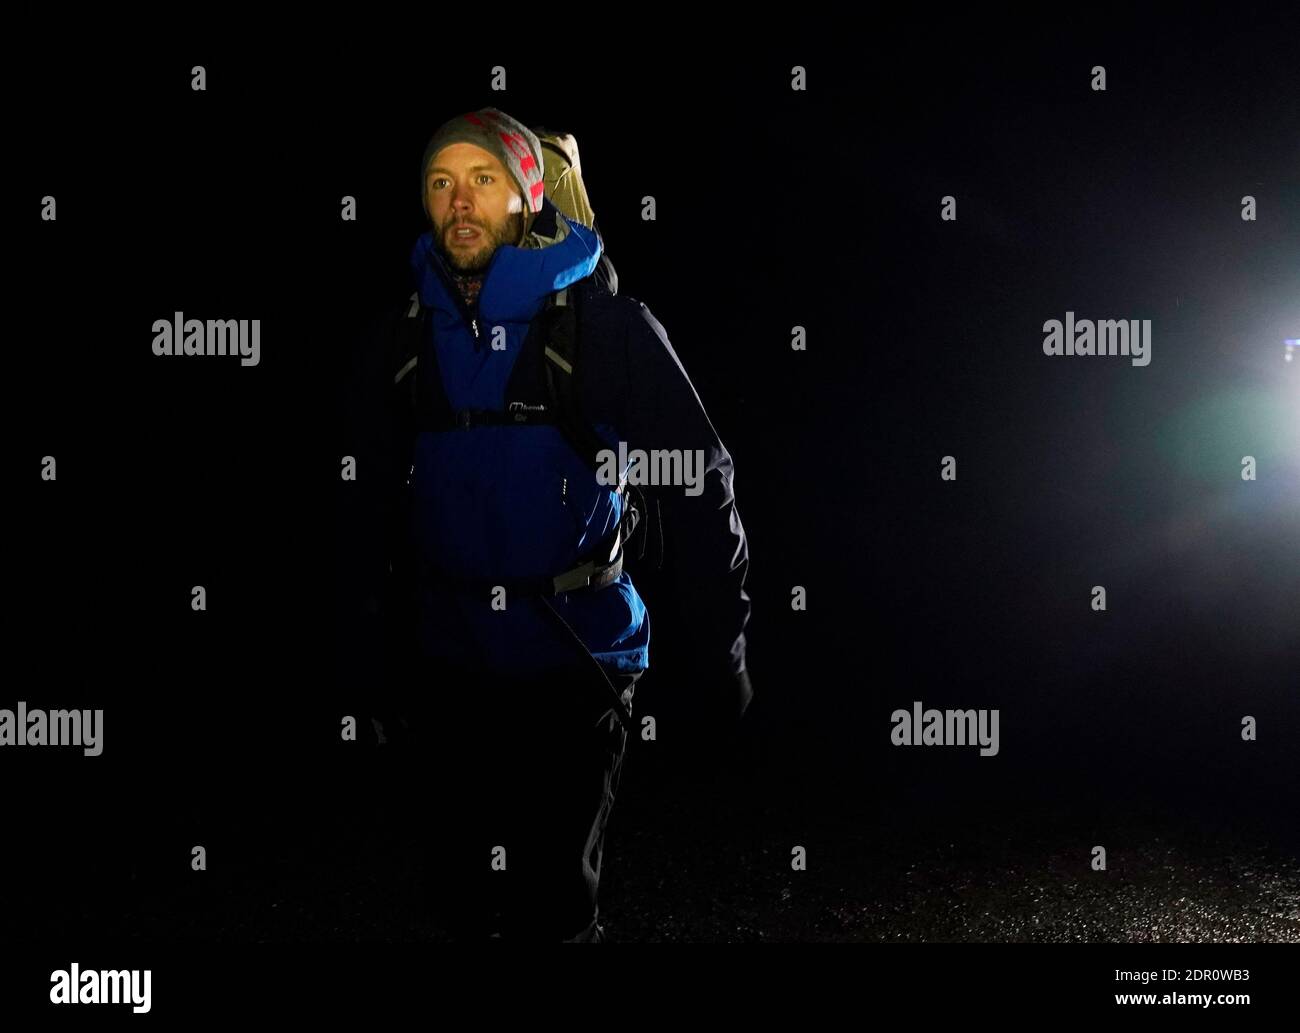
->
[435,209,526,274]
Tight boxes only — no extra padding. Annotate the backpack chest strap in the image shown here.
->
[434,405,558,430]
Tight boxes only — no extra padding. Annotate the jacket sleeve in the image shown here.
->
[620,298,753,714]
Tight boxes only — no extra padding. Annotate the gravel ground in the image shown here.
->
[597,755,1300,943]
[46,738,1297,944]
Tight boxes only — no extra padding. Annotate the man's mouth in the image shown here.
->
[450,224,482,242]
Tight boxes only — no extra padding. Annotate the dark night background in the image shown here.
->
[9,11,1298,957]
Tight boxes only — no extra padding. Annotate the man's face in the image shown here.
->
[425,142,526,274]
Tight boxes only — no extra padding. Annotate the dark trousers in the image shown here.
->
[388,662,639,941]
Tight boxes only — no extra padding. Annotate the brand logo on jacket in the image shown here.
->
[507,401,547,422]
[151,312,260,367]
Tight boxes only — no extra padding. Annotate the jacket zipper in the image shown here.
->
[449,292,479,342]
[429,244,489,343]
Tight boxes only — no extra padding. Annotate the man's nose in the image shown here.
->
[449,182,475,213]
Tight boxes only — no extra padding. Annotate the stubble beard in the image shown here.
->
[436,210,525,274]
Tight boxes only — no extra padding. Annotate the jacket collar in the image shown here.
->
[410,196,603,325]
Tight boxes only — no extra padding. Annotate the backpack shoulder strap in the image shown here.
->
[393,291,422,390]
[393,292,421,375]
[541,282,613,475]
[541,280,656,563]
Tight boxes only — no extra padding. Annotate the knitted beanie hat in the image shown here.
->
[419,108,546,229]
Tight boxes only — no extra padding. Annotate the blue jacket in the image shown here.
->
[341,197,751,696]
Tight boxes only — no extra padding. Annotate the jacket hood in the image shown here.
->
[410,195,603,326]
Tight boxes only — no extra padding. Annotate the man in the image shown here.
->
[341,107,753,942]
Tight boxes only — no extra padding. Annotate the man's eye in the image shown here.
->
[431,176,491,188]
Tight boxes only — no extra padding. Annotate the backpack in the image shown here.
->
[533,126,619,297]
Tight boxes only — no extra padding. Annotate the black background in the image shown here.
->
[8,9,1298,978]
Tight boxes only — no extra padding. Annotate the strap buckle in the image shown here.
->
[551,519,626,594]
[552,560,598,594]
